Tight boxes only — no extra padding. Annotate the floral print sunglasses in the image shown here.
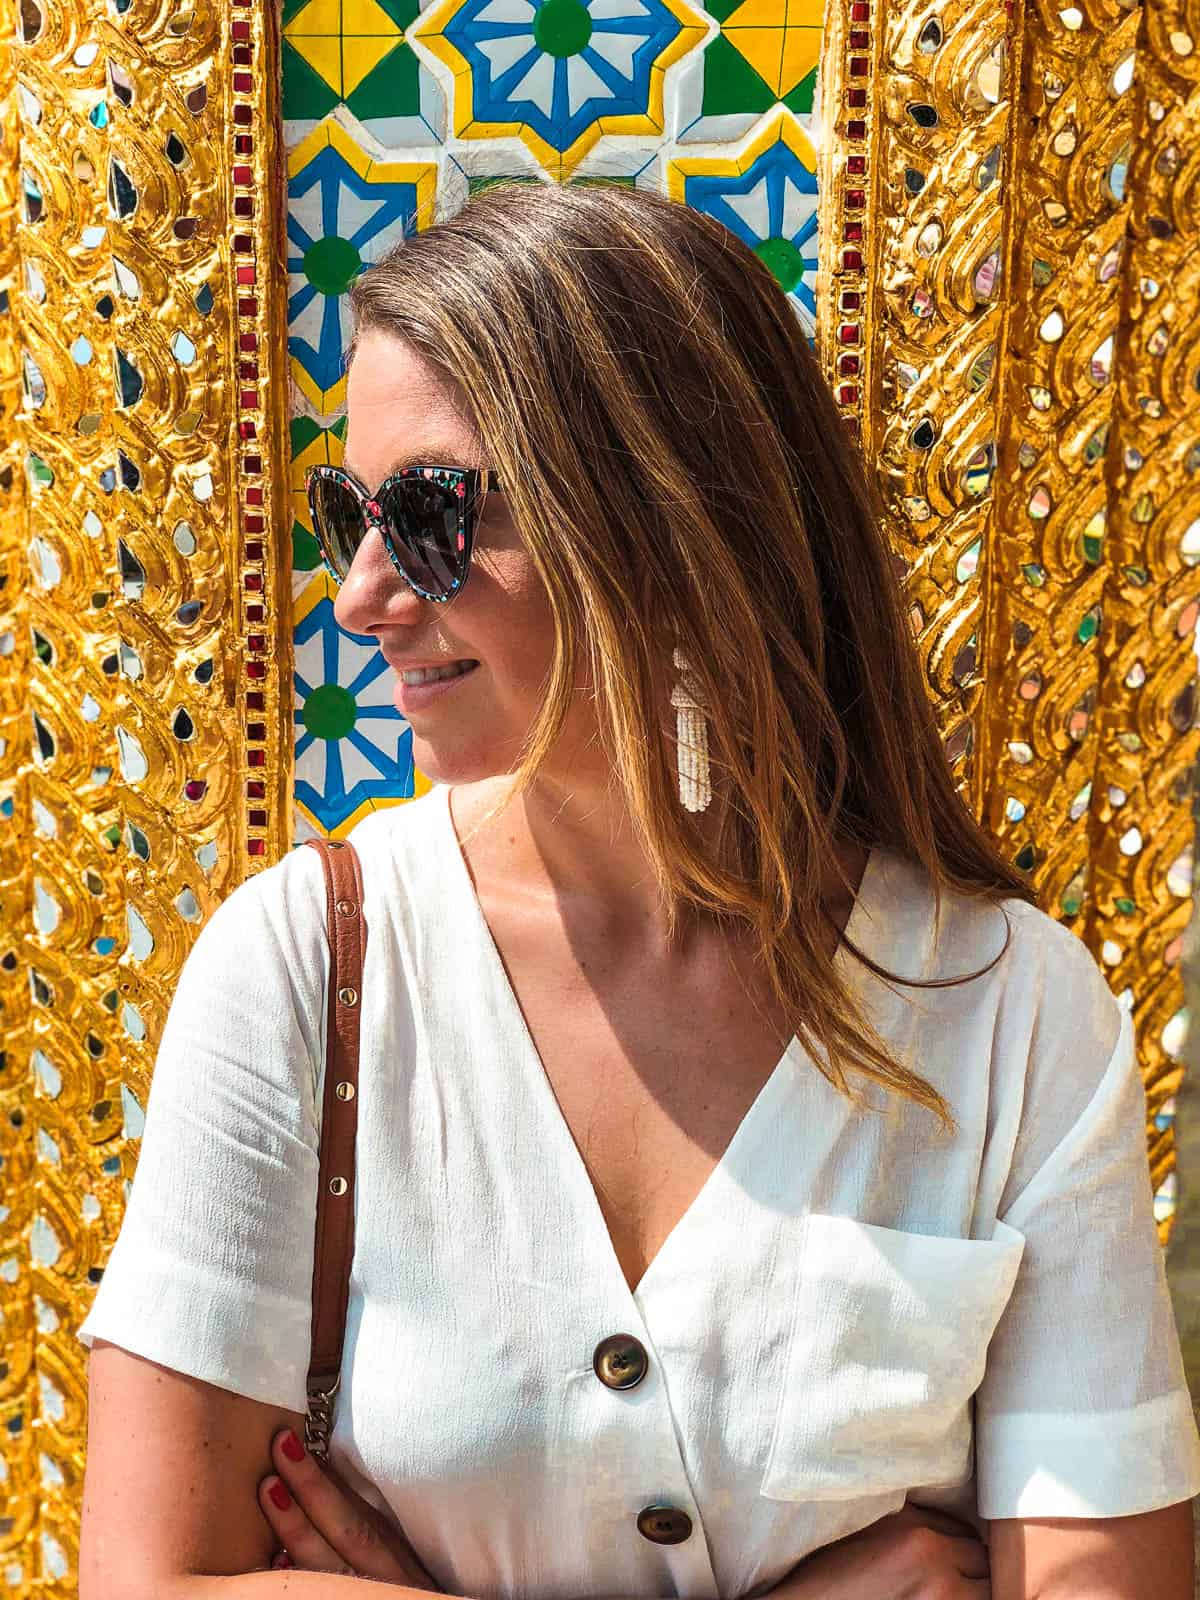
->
[305,462,504,603]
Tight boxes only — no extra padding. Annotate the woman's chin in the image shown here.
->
[404,735,512,792]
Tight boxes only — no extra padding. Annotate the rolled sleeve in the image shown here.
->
[976,997,1200,1518]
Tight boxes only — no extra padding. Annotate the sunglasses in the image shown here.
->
[305,462,504,603]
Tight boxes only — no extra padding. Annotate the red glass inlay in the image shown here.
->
[248,634,265,653]
[838,354,861,376]
[842,249,863,270]
[841,291,862,311]
[245,604,264,624]
[248,808,268,828]
[247,779,266,799]
[850,29,869,46]
[837,384,860,405]
[847,155,866,175]
[838,323,861,345]
[245,572,264,592]
[845,189,865,208]
[247,691,265,711]
[847,119,866,139]
[248,837,266,855]
[247,661,267,680]
[844,221,864,242]
[184,780,207,802]
[248,749,266,768]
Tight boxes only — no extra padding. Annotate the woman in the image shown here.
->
[77,182,1199,1599]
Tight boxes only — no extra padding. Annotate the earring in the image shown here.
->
[670,647,712,813]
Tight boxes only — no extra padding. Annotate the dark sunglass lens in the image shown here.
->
[378,476,467,597]
[310,475,364,579]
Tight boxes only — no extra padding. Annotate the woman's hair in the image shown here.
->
[343,181,1039,1135]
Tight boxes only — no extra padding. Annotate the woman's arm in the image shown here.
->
[78,1342,311,1600]
[988,1503,1195,1600]
[79,1342,681,1600]
[164,1579,424,1596]
[251,1456,994,1600]
[166,1586,651,1599]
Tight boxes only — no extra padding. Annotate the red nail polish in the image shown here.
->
[268,1479,292,1511]
[281,1429,305,1462]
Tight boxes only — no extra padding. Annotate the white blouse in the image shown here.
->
[78,781,1200,1598]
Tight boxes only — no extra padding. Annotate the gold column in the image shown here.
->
[0,0,291,1586]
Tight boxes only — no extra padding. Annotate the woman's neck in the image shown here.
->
[446,772,869,961]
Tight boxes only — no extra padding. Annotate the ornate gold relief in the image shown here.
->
[0,0,291,1586]
[818,0,1198,1254]
[1088,0,1200,1216]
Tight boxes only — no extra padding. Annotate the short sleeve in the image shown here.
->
[76,844,330,1413]
[975,918,1200,1519]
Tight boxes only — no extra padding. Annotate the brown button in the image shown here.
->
[593,1333,649,1390]
[636,1505,692,1544]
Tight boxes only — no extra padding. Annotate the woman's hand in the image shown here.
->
[258,1426,439,1588]
[767,1500,990,1599]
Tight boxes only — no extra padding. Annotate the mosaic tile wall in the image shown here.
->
[1,0,1198,1589]
[283,0,833,844]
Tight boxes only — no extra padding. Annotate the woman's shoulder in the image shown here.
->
[969,885,1120,1030]
[868,849,1124,1083]
[923,874,1127,1118]
[876,848,1116,1006]
[210,787,445,940]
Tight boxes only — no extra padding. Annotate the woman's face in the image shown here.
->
[333,327,577,789]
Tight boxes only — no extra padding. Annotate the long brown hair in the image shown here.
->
[343,181,1038,1134]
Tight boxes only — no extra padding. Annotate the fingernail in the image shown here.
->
[268,1479,292,1511]
[281,1429,305,1463]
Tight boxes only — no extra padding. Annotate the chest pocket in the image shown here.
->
[759,1212,1026,1503]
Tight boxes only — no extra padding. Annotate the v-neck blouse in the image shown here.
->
[78,783,1200,1597]
[446,784,868,1306]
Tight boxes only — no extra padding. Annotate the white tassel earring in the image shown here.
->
[670,646,712,813]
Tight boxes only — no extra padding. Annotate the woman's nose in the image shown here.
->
[332,529,426,636]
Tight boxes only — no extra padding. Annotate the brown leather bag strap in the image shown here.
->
[300,836,367,1461]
